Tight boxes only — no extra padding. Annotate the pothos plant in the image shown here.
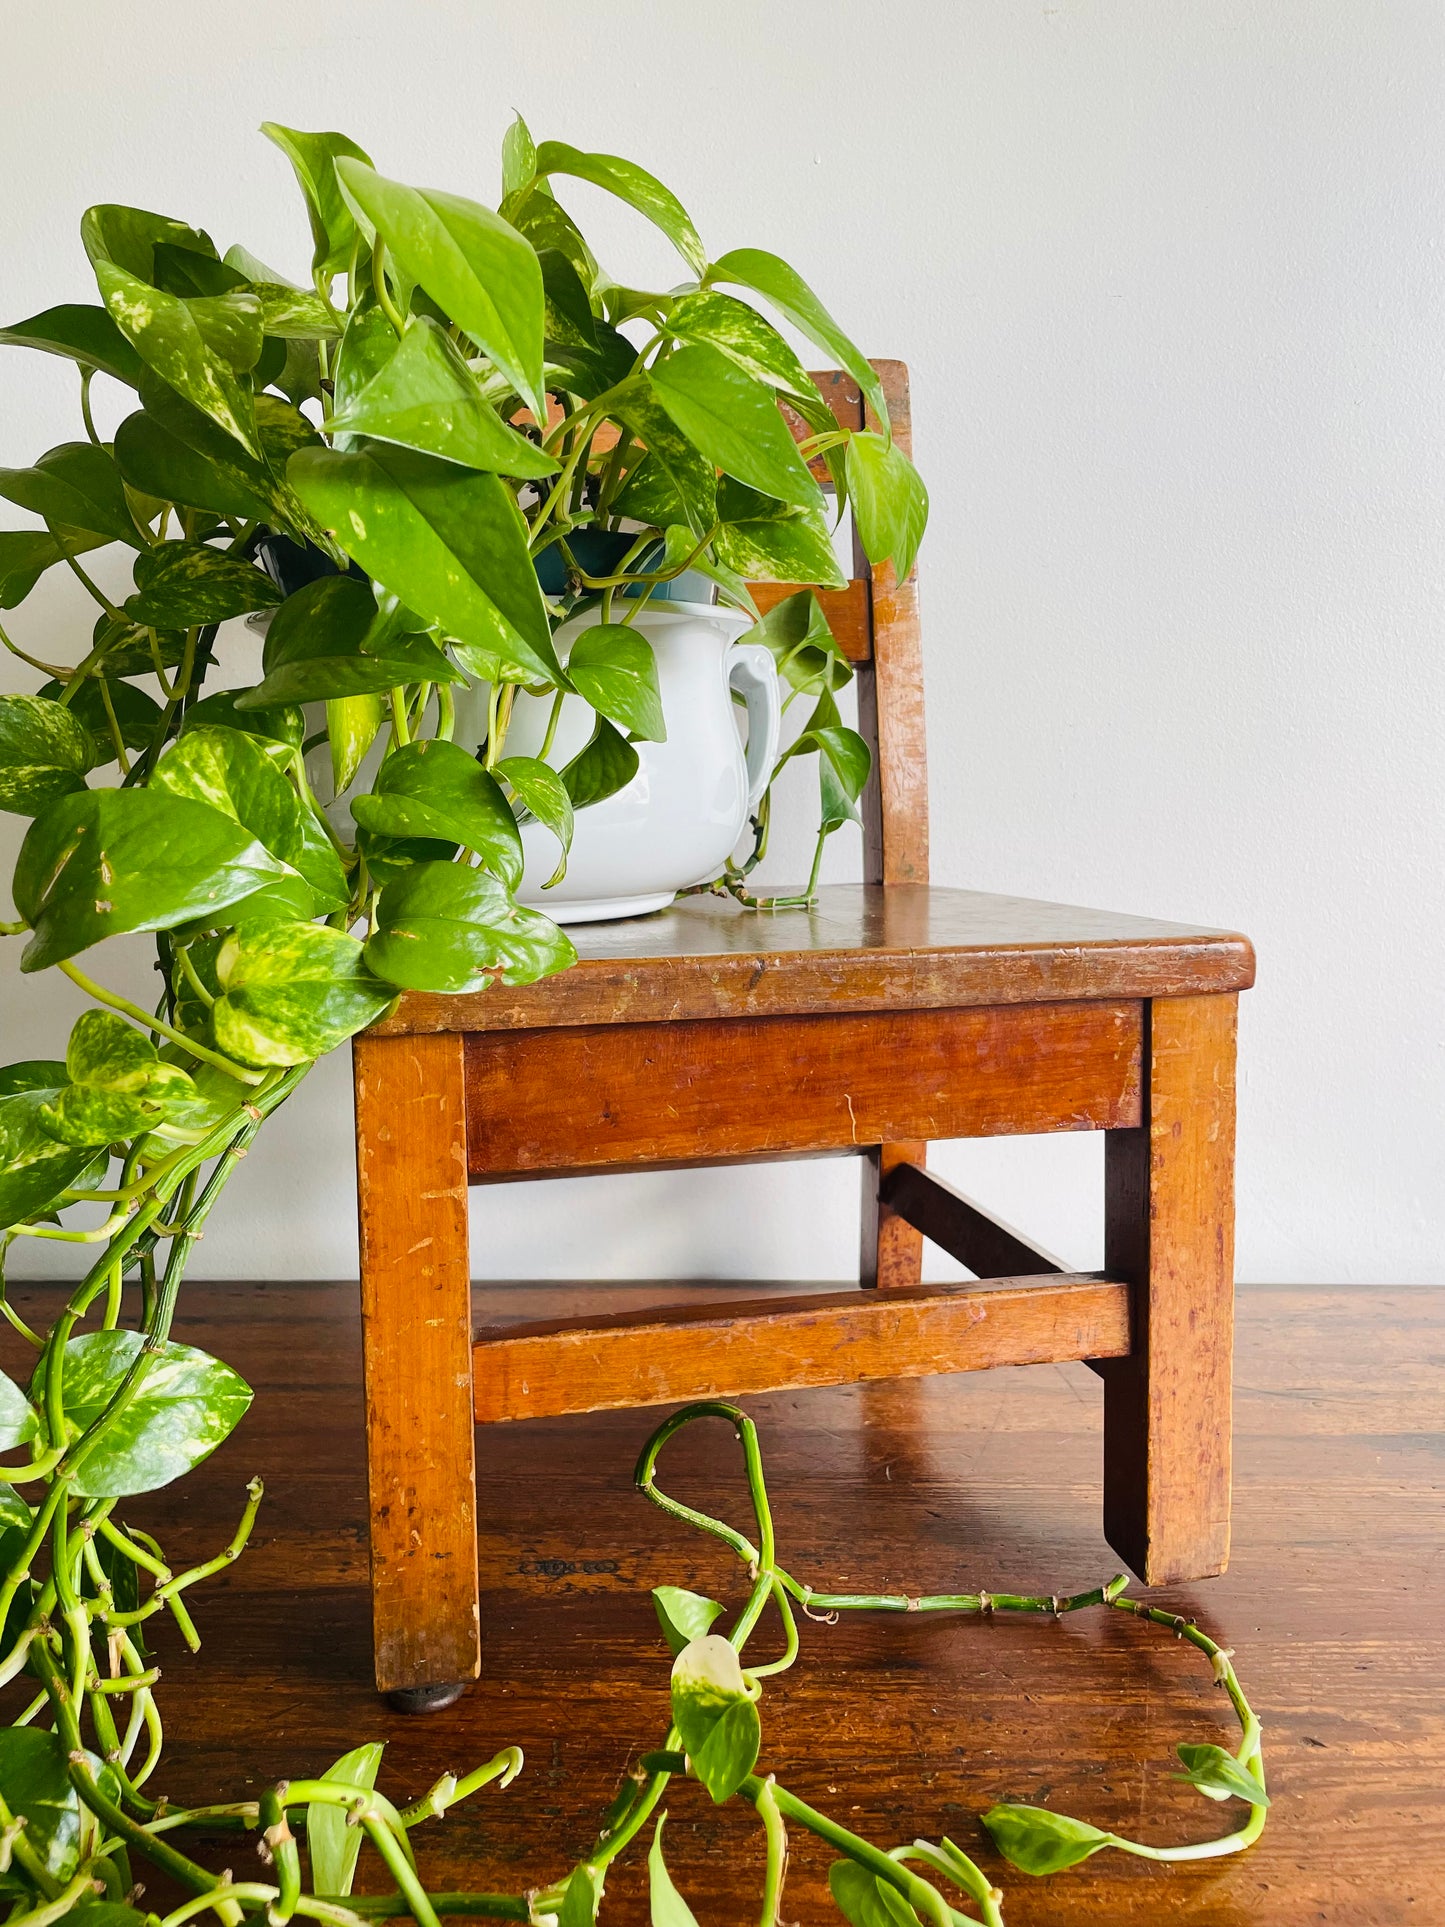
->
[0,120,1262,1927]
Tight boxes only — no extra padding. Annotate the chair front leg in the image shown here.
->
[353,1029,479,1707]
[1102,994,1238,1584]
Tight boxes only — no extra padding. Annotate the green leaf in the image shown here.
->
[0,441,142,547]
[815,725,870,829]
[309,1742,384,1896]
[0,529,108,609]
[150,243,248,299]
[827,1863,923,1927]
[12,787,289,972]
[0,304,144,386]
[844,431,928,584]
[509,192,600,299]
[288,442,561,686]
[651,1586,724,1657]
[89,614,188,681]
[212,922,394,1066]
[152,723,347,908]
[501,115,538,198]
[0,1729,85,1885]
[556,1863,604,1927]
[365,862,575,994]
[182,689,305,749]
[331,304,399,425]
[540,248,598,349]
[534,142,706,278]
[327,692,386,795]
[39,1011,197,1148]
[1174,1743,1269,1806]
[125,541,281,627]
[647,1814,700,1927]
[131,371,316,543]
[560,715,638,810]
[240,575,463,708]
[0,1086,103,1233]
[92,260,262,457]
[113,407,272,521]
[565,625,665,741]
[651,344,822,514]
[0,695,94,816]
[495,754,573,886]
[352,739,522,887]
[335,160,546,420]
[328,316,558,478]
[979,1803,1118,1877]
[708,248,887,432]
[714,511,846,588]
[748,589,851,695]
[39,1329,252,1499]
[666,291,817,401]
[669,1633,761,1803]
[611,383,718,535]
[0,1369,39,1453]
[79,205,218,283]
[261,125,375,278]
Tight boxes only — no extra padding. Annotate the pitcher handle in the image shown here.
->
[727,639,782,816]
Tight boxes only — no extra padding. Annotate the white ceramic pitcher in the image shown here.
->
[486,601,781,923]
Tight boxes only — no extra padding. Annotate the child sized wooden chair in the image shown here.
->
[352,362,1255,1709]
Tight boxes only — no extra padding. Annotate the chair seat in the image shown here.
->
[374,882,1256,1037]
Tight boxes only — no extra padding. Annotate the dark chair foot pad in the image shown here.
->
[384,1680,469,1713]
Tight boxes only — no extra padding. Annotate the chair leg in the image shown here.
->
[353,1029,479,1705]
[1102,994,1237,1584]
[861,1141,926,1288]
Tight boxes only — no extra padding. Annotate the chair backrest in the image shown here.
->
[751,360,928,887]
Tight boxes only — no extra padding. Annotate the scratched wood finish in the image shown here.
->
[50,1280,1443,1926]
[352,1031,479,1693]
[463,1001,1142,1179]
[471,1277,1131,1423]
[372,885,1254,1037]
[1102,994,1238,1585]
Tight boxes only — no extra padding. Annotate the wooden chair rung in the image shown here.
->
[880,1164,1070,1278]
[471,1274,1130,1424]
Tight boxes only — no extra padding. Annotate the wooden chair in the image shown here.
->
[351,362,1255,1708]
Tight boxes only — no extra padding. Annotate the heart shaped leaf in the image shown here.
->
[669,1633,761,1803]
[980,1803,1118,1877]
[652,1587,725,1658]
[714,511,846,588]
[13,788,289,972]
[560,715,639,810]
[1174,1743,1269,1806]
[288,442,560,685]
[39,1010,197,1148]
[666,291,817,401]
[261,125,375,277]
[114,407,272,521]
[495,754,573,885]
[845,430,928,584]
[39,1329,252,1499]
[351,739,522,887]
[0,530,108,610]
[328,317,558,477]
[0,441,142,548]
[564,625,665,742]
[534,143,706,279]
[241,575,463,707]
[827,1863,924,1927]
[0,695,94,816]
[365,862,575,993]
[335,160,546,419]
[213,922,394,1066]
[327,692,386,796]
[708,248,887,433]
[749,589,851,695]
[0,1067,108,1233]
[92,259,262,457]
[652,344,822,515]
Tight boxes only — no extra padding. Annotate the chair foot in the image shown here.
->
[384,1680,469,1714]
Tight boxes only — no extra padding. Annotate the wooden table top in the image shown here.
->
[377,883,1256,1033]
[53,1277,1439,1926]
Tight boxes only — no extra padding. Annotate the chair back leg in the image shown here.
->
[861,1141,927,1288]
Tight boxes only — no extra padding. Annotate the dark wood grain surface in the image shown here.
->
[375,885,1257,1036]
[16,1280,1435,1925]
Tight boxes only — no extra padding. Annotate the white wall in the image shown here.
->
[3,1,1442,1286]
